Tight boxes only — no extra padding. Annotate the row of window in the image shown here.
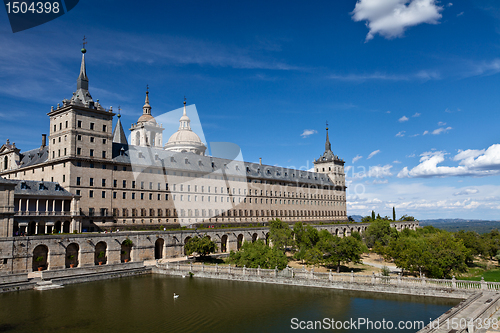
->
[52,120,107,132]
[88,208,346,218]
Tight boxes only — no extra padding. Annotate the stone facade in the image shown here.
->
[0,48,347,232]
[0,221,418,274]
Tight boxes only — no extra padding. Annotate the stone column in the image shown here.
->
[35,222,38,235]
[36,199,39,215]
[18,198,22,213]
[46,199,49,213]
[26,199,29,212]
[52,199,56,213]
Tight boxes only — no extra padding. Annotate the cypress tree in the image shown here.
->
[393,207,396,221]
[371,210,375,220]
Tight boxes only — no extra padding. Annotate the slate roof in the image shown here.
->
[13,180,75,197]
[112,143,335,187]
[18,146,49,168]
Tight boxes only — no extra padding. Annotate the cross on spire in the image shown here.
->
[82,36,87,49]
[326,120,329,129]
[146,84,149,93]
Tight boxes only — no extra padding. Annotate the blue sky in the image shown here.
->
[1,0,500,220]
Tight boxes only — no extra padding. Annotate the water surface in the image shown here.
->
[0,275,459,332]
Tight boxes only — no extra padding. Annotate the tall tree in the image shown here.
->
[393,207,396,221]
[184,236,218,258]
[268,219,293,252]
[371,210,376,220]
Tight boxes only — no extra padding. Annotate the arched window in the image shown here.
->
[135,132,141,146]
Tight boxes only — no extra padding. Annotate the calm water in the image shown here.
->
[0,275,458,333]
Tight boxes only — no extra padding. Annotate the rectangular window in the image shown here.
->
[123,192,126,199]
[53,124,56,132]
[89,178,94,186]
[89,163,94,168]
[165,194,168,200]
[64,148,67,155]
[76,161,81,167]
[113,165,117,171]
[102,151,106,158]
[132,193,135,199]
[76,190,81,195]
[141,182,144,189]
[89,190,94,198]
[157,194,161,200]
[149,193,152,200]
[149,182,153,190]
[132,181,136,189]
[113,192,117,199]
[103,124,107,132]
[102,191,106,198]
[102,179,106,187]
[90,137,94,143]
[90,149,94,157]
[113,180,117,187]
[90,122,95,130]
[141,193,144,200]
[102,164,106,169]
[76,177,81,185]
[77,120,82,128]
[123,180,126,188]
[103,139,106,144]
[62,175,66,182]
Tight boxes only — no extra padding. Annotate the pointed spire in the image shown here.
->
[113,109,128,144]
[179,97,191,131]
[77,37,88,91]
[142,86,151,115]
[183,96,187,116]
[325,121,331,152]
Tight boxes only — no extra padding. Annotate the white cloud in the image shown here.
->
[438,121,446,126]
[397,144,500,178]
[423,130,429,135]
[351,0,444,42]
[367,150,381,159]
[399,116,409,122]
[393,160,401,164]
[352,155,363,163]
[432,126,452,135]
[447,3,453,7]
[453,188,479,196]
[409,133,420,137]
[300,129,317,138]
[368,164,393,178]
[395,131,405,137]
[386,110,391,114]
[412,112,421,117]
[457,12,463,17]
[372,179,389,184]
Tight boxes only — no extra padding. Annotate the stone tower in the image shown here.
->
[129,90,164,147]
[47,47,114,162]
[313,124,346,188]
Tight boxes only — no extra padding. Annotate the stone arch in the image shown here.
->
[121,239,132,263]
[184,237,191,255]
[155,238,164,260]
[33,244,48,271]
[63,221,70,233]
[252,233,258,243]
[95,241,107,265]
[54,221,62,233]
[65,243,79,268]
[237,234,244,250]
[221,235,228,252]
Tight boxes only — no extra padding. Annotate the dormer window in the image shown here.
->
[246,167,250,173]
[170,157,175,162]
[185,158,189,164]
[138,152,143,158]
[120,147,125,156]
[39,183,45,190]
[20,181,27,190]
[198,160,202,166]
[55,183,61,191]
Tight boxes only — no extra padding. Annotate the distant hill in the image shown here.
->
[420,219,500,234]
[349,215,364,222]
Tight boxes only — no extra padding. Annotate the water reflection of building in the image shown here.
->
[0,47,347,235]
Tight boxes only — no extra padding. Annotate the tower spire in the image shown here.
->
[77,36,88,91]
[325,121,331,152]
[143,85,151,115]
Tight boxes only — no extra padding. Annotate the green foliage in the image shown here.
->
[122,238,133,247]
[184,236,218,257]
[381,266,390,276]
[399,214,416,221]
[363,219,397,248]
[268,219,293,252]
[227,240,287,269]
[371,210,376,220]
[361,216,372,223]
[97,251,106,259]
[35,256,44,262]
[67,254,75,260]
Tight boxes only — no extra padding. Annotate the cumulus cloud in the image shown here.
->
[399,116,409,122]
[457,11,463,17]
[453,188,479,196]
[397,144,500,178]
[395,131,406,137]
[423,130,429,135]
[301,129,317,138]
[367,150,381,159]
[412,112,421,117]
[352,155,363,163]
[351,0,444,41]
[438,121,446,126]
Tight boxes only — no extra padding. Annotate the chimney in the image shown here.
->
[259,157,262,165]
[41,134,47,148]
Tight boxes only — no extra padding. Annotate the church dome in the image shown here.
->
[164,100,206,155]
[138,114,156,123]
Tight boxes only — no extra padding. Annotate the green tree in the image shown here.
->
[386,234,428,276]
[399,214,416,221]
[269,219,293,252]
[184,236,218,257]
[363,219,396,248]
[293,222,320,262]
[392,207,396,221]
[371,210,376,220]
[425,232,468,278]
[361,216,372,223]
[227,240,287,269]
[315,230,365,273]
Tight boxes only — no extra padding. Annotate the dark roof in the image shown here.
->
[13,180,75,197]
[18,146,49,168]
[112,143,334,187]
[0,177,16,186]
